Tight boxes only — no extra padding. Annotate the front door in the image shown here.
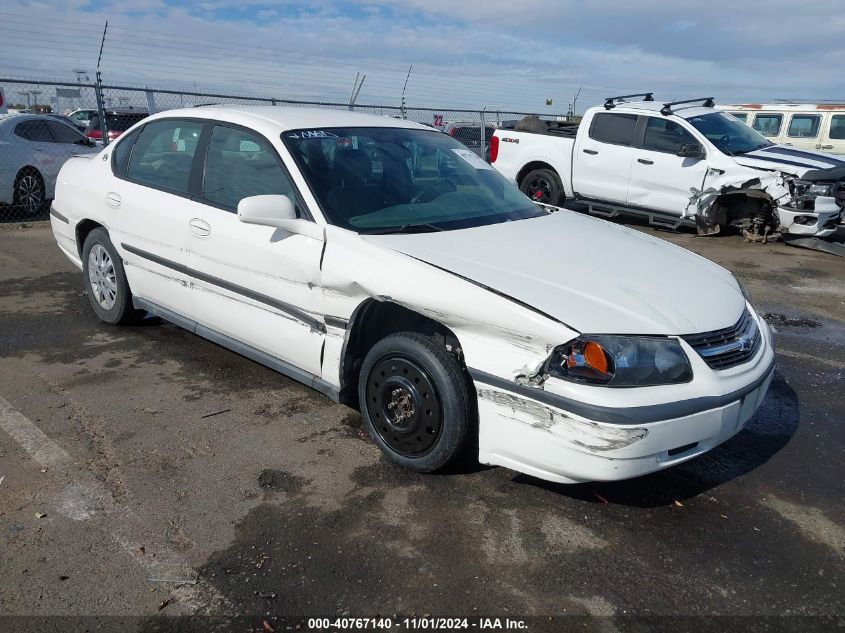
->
[186,123,325,376]
[627,116,709,215]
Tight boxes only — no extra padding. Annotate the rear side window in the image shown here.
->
[787,115,821,138]
[202,125,294,210]
[14,120,53,142]
[46,120,85,144]
[107,113,147,132]
[752,114,783,137]
[112,128,141,176]
[642,118,699,154]
[830,115,845,140]
[589,113,638,146]
[126,119,204,194]
[730,112,748,123]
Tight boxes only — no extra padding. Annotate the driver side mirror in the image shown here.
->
[677,143,705,159]
[237,195,324,241]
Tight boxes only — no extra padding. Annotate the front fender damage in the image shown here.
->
[685,173,790,242]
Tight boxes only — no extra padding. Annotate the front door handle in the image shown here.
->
[637,158,654,165]
[189,218,211,237]
[583,148,599,155]
[105,192,121,208]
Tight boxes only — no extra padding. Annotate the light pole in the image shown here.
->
[31,90,42,112]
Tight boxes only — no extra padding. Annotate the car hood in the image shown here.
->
[363,211,745,335]
[734,145,845,177]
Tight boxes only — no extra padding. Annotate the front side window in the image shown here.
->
[283,126,543,233]
[642,118,699,154]
[589,113,638,146]
[14,120,53,142]
[126,119,204,194]
[203,125,295,210]
[730,112,748,123]
[46,120,86,144]
[686,112,772,156]
[752,114,783,137]
[787,115,821,138]
[830,115,845,140]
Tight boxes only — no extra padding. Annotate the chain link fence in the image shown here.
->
[0,78,572,222]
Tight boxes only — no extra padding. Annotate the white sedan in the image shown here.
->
[0,113,97,214]
[50,107,775,484]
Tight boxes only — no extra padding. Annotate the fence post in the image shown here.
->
[479,108,486,159]
[95,71,109,147]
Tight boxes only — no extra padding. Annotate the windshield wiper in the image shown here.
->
[363,223,444,235]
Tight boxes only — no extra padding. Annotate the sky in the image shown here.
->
[1,0,843,114]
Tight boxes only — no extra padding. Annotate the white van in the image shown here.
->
[0,86,7,115]
[719,104,845,155]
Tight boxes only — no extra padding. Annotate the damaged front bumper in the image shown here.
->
[778,196,842,237]
[472,318,776,484]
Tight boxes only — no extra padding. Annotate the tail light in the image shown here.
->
[449,127,457,136]
[108,130,120,140]
[86,129,102,140]
[489,135,499,163]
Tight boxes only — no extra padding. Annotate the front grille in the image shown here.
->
[682,308,761,370]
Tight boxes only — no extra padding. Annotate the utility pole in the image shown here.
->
[400,65,412,120]
[95,21,109,146]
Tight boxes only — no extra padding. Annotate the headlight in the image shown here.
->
[808,184,834,197]
[547,335,693,387]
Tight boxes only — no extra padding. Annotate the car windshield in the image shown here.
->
[685,112,772,156]
[282,126,544,233]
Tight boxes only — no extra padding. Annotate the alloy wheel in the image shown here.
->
[87,244,118,310]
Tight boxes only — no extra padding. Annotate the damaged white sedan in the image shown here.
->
[50,107,775,484]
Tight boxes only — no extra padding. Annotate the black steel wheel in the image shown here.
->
[358,332,472,472]
[519,167,564,206]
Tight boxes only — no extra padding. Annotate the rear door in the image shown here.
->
[784,113,823,151]
[186,123,325,376]
[627,116,709,215]
[820,114,845,155]
[107,118,204,315]
[572,112,637,203]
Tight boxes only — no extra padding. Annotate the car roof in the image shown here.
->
[145,105,431,133]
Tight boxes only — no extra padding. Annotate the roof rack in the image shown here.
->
[604,93,654,110]
[660,97,715,116]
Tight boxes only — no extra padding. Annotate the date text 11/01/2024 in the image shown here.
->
[307,618,528,630]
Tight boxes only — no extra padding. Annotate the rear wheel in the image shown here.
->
[358,333,471,473]
[81,228,145,325]
[13,168,46,216]
[520,167,564,206]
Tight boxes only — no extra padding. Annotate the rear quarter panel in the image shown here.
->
[491,129,575,198]
[51,153,104,268]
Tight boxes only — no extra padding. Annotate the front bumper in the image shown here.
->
[777,196,842,237]
[474,315,776,484]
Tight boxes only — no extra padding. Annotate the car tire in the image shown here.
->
[81,228,145,325]
[13,168,47,216]
[520,168,565,206]
[358,332,472,473]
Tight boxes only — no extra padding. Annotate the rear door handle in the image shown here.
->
[583,149,598,155]
[637,158,654,165]
[189,218,211,237]
[105,192,121,208]
[821,145,834,150]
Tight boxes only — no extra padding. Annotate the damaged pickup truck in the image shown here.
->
[51,106,774,484]
[491,94,845,242]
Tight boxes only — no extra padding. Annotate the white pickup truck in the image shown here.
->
[491,94,845,239]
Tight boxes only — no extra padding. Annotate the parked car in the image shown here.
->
[491,94,845,240]
[50,106,774,484]
[67,108,98,130]
[440,121,495,161]
[0,86,7,115]
[47,113,86,131]
[0,113,97,214]
[84,108,148,143]
[719,103,845,155]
